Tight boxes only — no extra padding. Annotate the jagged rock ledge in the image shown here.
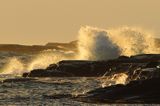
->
[23,54,160,78]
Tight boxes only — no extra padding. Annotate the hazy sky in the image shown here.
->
[0,0,160,45]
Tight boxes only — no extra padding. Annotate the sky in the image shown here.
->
[0,0,160,45]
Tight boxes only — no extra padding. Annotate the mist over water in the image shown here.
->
[0,26,160,75]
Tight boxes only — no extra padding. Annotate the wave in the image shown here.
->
[77,26,159,60]
[77,26,120,60]
[0,26,160,75]
[1,57,25,75]
[27,50,75,71]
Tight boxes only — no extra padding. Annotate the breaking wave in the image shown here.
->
[27,50,75,71]
[77,26,159,60]
[77,26,120,60]
[1,57,25,75]
[0,26,160,75]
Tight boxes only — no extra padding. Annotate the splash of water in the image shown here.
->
[27,50,74,70]
[0,50,75,75]
[1,26,160,75]
[1,57,26,75]
[77,26,120,60]
[77,26,159,60]
[108,27,159,56]
[101,73,128,88]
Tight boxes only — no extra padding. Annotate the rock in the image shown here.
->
[74,78,160,103]
[145,61,159,68]
[23,54,160,77]
[132,68,160,80]
[130,54,160,62]
[23,60,109,77]
[23,69,74,77]
[22,72,30,77]
[46,64,58,70]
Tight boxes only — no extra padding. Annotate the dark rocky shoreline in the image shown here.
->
[21,54,160,104]
[4,54,160,104]
[23,54,160,79]
[74,77,160,104]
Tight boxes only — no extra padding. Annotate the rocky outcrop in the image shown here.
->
[23,61,109,77]
[5,54,160,104]
[74,77,160,103]
[23,54,160,78]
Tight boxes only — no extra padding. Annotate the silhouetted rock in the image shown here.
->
[23,69,73,77]
[74,78,160,103]
[23,54,160,78]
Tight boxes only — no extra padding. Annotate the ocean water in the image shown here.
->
[0,50,157,105]
[0,76,106,106]
[0,51,128,105]
[0,25,159,105]
[0,76,158,106]
[0,52,102,105]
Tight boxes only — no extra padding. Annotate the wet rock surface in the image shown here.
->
[74,78,160,104]
[21,54,160,104]
[2,54,160,104]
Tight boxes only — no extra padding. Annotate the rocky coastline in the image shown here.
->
[2,54,160,104]
[23,54,160,78]
[20,54,160,104]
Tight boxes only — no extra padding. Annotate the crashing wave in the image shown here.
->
[77,26,159,60]
[0,26,160,75]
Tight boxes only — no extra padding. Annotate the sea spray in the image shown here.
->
[0,26,160,75]
[108,27,159,56]
[78,26,159,60]
[77,26,120,60]
[0,50,75,75]
[27,50,75,71]
[1,57,25,75]
[101,73,128,88]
